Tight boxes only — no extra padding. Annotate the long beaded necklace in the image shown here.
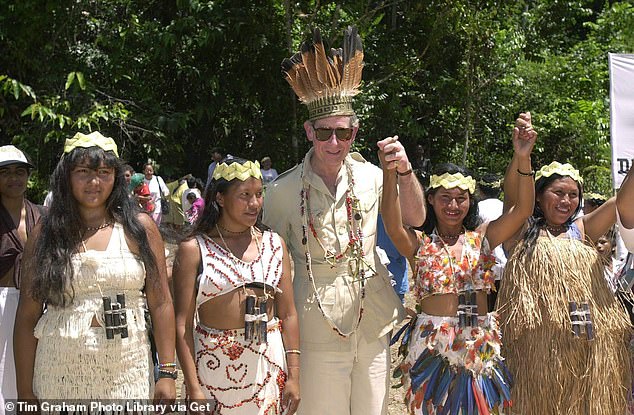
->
[299,158,373,338]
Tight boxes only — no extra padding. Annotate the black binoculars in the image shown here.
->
[457,291,479,329]
[245,295,267,345]
[569,301,594,340]
[103,293,129,340]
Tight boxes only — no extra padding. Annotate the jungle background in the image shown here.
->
[1,0,633,201]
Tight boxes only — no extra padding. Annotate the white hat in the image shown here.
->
[0,145,34,169]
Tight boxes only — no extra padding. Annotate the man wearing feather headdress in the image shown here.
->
[263,27,425,415]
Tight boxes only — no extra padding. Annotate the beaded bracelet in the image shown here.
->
[158,362,177,368]
[285,349,301,355]
[517,168,535,177]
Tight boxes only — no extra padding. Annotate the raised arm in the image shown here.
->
[377,140,420,260]
[617,167,634,229]
[487,118,536,249]
[378,136,426,227]
[503,112,534,214]
[13,225,43,401]
[172,237,206,402]
[579,196,617,243]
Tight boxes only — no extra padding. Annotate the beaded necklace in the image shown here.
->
[299,158,373,338]
[216,224,271,344]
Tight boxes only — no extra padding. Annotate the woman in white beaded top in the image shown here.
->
[173,157,300,414]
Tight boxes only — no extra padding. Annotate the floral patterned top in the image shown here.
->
[413,229,496,300]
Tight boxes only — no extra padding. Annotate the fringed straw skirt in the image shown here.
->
[33,324,153,400]
[497,237,632,415]
[194,318,287,415]
[393,312,511,415]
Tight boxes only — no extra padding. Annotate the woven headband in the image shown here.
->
[584,192,607,202]
[535,161,583,184]
[479,178,502,189]
[429,172,476,194]
[212,160,262,182]
[64,132,119,157]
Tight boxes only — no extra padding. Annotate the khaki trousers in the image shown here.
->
[297,332,390,415]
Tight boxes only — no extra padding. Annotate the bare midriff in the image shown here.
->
[198,287,276,330]
[419,291,489,317]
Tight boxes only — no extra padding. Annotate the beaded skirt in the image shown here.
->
[194,318,288,415]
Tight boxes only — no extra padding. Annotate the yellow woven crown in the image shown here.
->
[64,132,119,157]
[479,178,502,189]
[212,160,262,182]
[535,161,583,184]
[282,26,364,121]
[584,192,607,202]
[430,172,476,194]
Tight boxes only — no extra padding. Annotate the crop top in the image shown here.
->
[413,230,496,300]
[195,230,284,308]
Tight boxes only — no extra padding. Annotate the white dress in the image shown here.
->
[33,223,153,400]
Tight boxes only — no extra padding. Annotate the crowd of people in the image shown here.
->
[1,26,634,415]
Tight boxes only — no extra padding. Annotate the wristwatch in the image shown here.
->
[158,369,178,380]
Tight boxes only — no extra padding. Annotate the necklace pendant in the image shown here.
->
[324,251,337,266]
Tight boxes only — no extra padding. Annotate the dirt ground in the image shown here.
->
[387,284,415,415]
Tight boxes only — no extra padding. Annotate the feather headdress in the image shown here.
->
[282,26,364,120]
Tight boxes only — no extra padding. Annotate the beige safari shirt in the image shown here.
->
[263,148,406,352]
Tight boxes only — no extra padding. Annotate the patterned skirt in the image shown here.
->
[194,318,288,415]
[393,312,511,415]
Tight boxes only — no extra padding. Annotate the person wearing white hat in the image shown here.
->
[0,145,44,408]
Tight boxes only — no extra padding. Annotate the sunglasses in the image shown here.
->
[314,128,354,142]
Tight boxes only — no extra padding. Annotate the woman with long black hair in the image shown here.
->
[14,132,176,403]
[173,157,300,414]
[385,114,536,415]
[497,113,631,415]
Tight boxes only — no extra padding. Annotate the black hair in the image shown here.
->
[191,156,265,236]
[600,225,617,247]
[585,195,607,208]
[30,146,159,306]
[421,163,480,235]
[210,147,225,157]
[479,173,502,199]
[519,173,583,255]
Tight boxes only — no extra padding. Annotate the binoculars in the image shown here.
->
[569,301,594,340]
[457,291,479,329]
[103,293,129,340]
[245,295,268,345]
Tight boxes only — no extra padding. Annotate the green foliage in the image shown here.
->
[1,0,633,196]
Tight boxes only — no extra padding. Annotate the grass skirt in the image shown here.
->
[497,237,632,415]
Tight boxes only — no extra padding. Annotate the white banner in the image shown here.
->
[609,53,634,189]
